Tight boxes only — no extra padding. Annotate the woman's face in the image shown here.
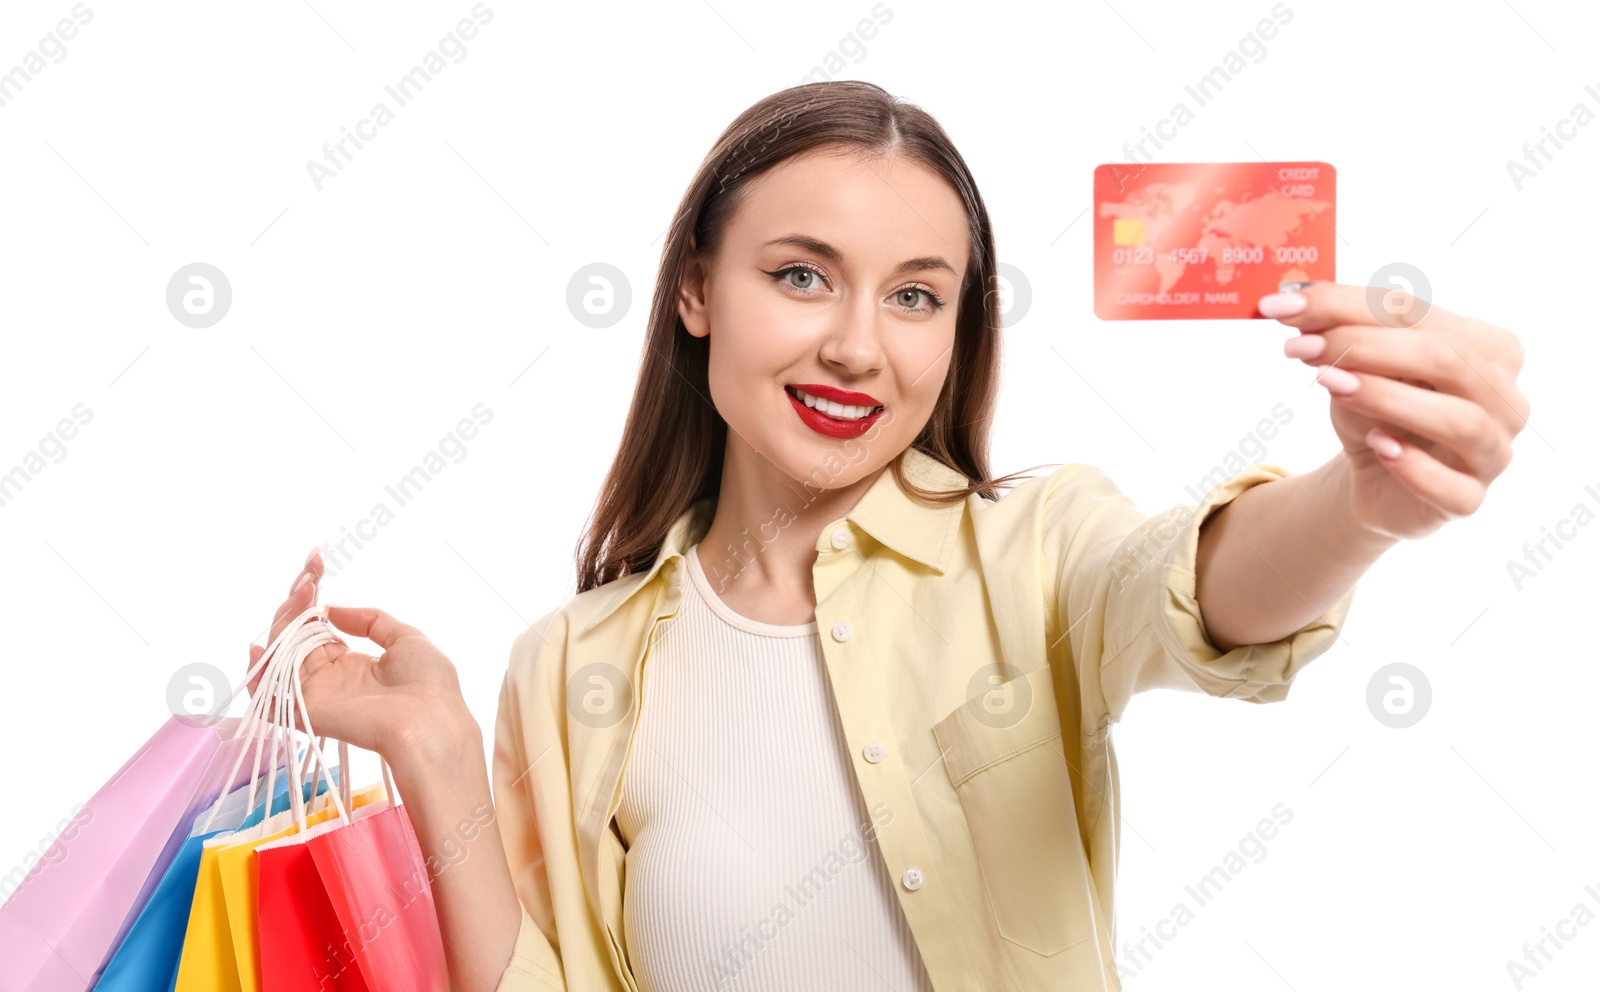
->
[679,146,970,490]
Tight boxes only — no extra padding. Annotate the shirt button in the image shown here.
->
[831,620,852,642]
[863,740,884,763]
[902,867,924,891]
[830,528,850,549]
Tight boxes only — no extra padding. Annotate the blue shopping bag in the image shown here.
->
[93,762,341,992]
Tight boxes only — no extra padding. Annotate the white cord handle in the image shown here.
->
[196,601,402,835]
[284,619,352,835]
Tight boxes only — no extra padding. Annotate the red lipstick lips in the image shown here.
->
[785,383,886,440]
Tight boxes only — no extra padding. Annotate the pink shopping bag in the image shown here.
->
[0,715,269,992]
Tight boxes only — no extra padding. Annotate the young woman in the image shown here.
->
[250,81,1528,990]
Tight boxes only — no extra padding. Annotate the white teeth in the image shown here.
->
[792,388,878,421]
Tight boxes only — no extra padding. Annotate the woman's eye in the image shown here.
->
[786,267,819,290]
[896,287,946,312]
[765,265,826,294]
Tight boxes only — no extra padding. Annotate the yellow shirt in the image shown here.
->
[490,446,1355,991]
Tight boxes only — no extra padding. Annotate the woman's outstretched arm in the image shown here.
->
[1194,281,1528,651]
[1195,456,1394,651]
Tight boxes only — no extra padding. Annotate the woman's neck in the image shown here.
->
[693,444,888,622]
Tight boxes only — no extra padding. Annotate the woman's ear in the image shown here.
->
[678,245,710,339]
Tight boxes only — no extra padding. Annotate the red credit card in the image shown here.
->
[1092,161,1336,320]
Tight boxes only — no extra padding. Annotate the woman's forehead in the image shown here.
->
[730,151,970,274]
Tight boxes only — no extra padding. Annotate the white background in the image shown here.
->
[1,0,1595,988]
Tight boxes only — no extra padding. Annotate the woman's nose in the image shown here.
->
[820,302,887,373]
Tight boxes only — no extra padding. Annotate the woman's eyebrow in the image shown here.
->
[761,234,958,278]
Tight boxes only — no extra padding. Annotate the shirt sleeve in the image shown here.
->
[491,612,572,992]
[1046,461,1356,725]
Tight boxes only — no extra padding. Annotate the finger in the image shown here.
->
[269,573,319,650]
[326,605,424,651]
[1286,325,1522,431]
[287,558,322,597]
[1260,281,1457,333]
[1320,369,1511,480]
[247,643,265,696]
[1364,428,1487,519]
[246,641,318,701]
[304,546,325,585]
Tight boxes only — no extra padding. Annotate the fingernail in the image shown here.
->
[1258,293,1308,318]
[1367,428,1402,459]
[294,571,312,591]
[1316,365,1360,395]
[1282,334,1326,359]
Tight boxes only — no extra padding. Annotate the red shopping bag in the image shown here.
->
[307,803,448,992]
[256,825,372,992]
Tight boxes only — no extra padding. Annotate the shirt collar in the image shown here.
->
[578,446,970,633]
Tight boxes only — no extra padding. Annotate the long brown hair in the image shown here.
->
[576,80,1046,594]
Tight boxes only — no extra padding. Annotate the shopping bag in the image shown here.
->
[94,761,328,992]
[0,714,266,992]
[172,767,383,992]
[308,774,448,991]
[211,781,388,992]
[93,765,290,992]
[171,765,348,992]
[256,799,392,992]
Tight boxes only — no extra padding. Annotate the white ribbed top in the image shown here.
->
[614,542,934,992]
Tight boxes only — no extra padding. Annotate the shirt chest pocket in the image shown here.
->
[932,662,1095,957]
